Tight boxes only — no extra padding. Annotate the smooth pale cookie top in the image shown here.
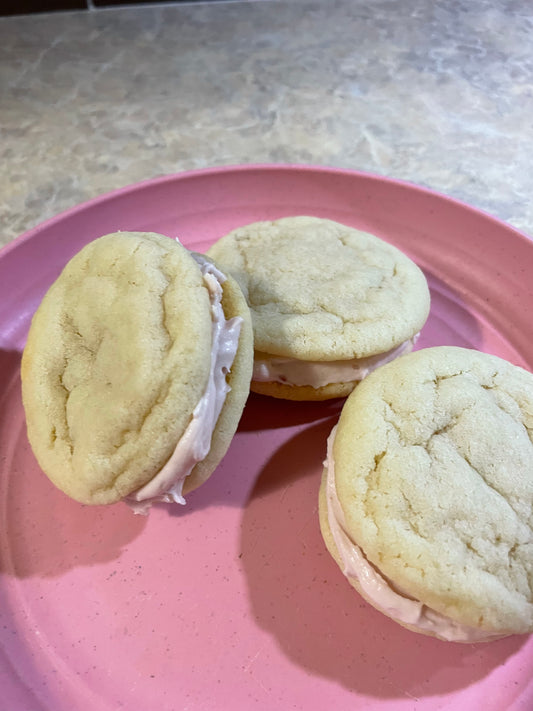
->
[334,346,533,634]
[22,232,213,505]
[207,216,430,360]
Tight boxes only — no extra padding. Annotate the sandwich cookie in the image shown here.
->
[21,231,253,513]
[207,216,430,400]
[319,346,533,641]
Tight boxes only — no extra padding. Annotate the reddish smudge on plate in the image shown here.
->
[1,164,532,710]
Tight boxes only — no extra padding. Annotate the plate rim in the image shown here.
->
[1,163,531,264]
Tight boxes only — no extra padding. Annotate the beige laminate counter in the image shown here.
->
[1,0,532,249]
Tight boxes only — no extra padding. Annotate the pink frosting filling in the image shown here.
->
[125,255,242,515]
[253,336,417,388]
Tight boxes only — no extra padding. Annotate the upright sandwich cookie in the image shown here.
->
[319,346,533,641]
[21,231,253,513]
[208,216,430,400]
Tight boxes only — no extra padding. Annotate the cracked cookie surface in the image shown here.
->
[22,232,214,505]
[207,216,430,360]
[333,346,533,634]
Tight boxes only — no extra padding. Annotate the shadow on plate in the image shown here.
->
[237,391,344,432]
[163,417,337,517]
[420,269,484,351]
[0,349,23,404]
[239,422,528,699]
[161,391,341,516]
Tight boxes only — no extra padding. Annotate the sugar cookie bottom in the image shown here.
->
[250,379,357,401]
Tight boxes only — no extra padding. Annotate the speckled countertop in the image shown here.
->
[1,0,532,248]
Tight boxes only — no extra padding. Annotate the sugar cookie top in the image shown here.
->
[22,232,214,505]
[334,346,533,633]
[207,216,430,360]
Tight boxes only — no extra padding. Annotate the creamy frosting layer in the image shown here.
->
[125,255,242,514]
[324,426,502,642]
[253,336,417,388]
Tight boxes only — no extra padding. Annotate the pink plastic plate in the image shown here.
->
[1,164,533,711]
